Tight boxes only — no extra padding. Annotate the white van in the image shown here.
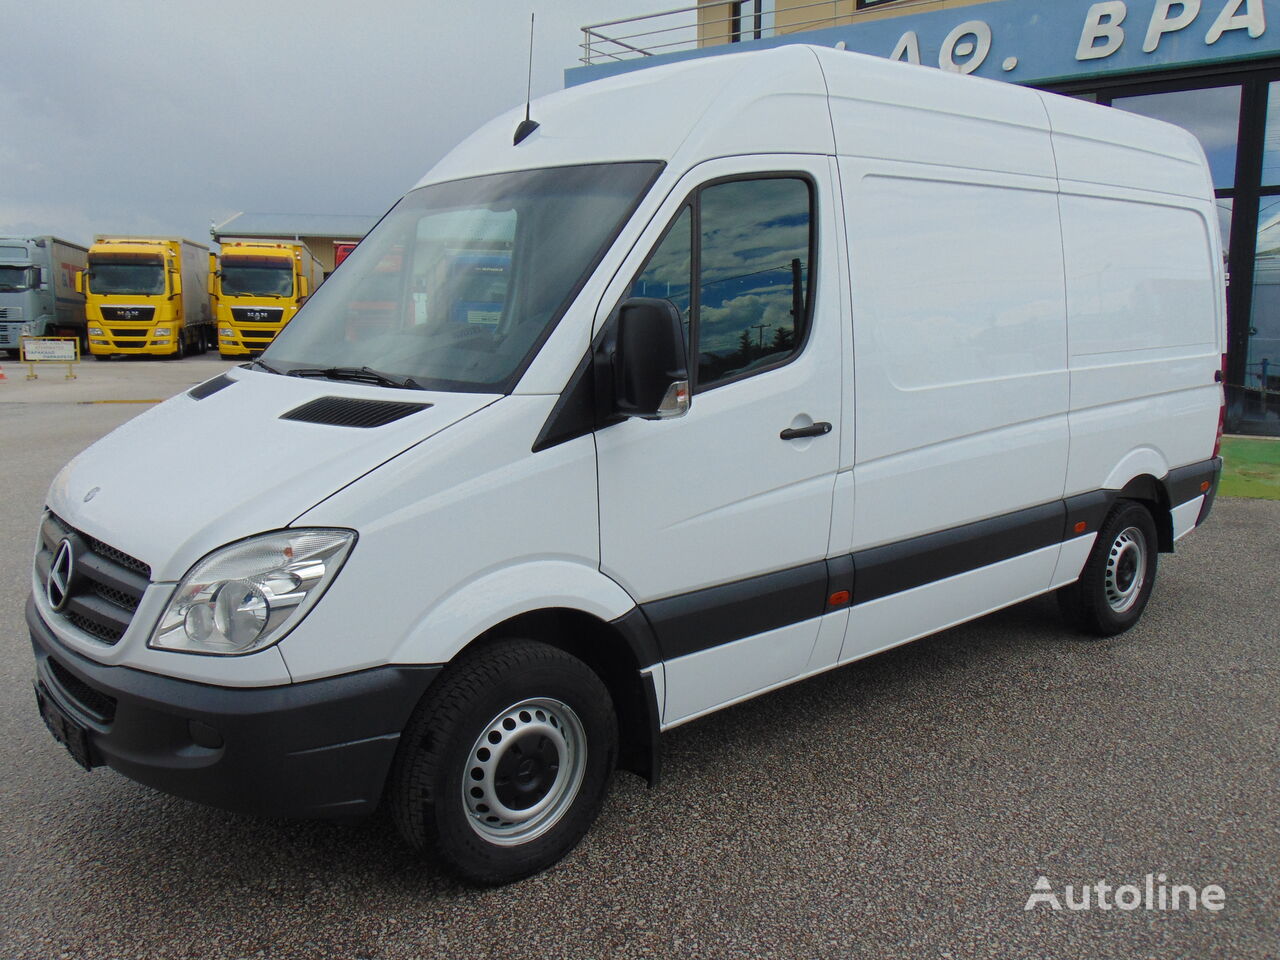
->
[28,46,1224,884]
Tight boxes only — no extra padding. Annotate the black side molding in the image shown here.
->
[1165,457,1223,508]
[852,501,1064,606]
[644,561,828,661]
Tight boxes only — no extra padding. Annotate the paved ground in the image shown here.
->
[1,360,1276,959]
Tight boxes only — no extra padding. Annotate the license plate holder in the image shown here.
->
[34,681,95,771]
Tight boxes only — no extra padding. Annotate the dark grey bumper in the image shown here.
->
[28,595,441,819]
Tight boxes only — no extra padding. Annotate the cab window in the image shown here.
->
[628,176,813,391]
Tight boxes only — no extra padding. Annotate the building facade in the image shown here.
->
[572,0,1280,435]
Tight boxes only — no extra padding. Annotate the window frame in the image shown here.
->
[628,170,819,395]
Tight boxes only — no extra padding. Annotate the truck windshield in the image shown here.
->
[0,266,29,292]
[88,260,165,296]
[220,261,293,298]
[263,161,662,393]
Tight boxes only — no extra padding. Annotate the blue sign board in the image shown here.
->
[566,0,1278,88]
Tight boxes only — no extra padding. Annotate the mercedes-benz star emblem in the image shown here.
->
[47,539,75,612]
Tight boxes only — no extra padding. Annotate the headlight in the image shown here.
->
[88,326,103,335]
[153,327,171,336]
[150,529,355,655]
[219,327,233,337]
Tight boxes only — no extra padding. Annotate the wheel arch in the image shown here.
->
[444,607,662,786]
[1115,473,1174,552]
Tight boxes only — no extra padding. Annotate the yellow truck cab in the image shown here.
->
[80,237,212,359]
[213,240,323,359]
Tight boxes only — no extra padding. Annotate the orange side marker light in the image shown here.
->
[828,590,851,607]
[1073,521,1088,534]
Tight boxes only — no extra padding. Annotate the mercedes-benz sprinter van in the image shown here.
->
[27,47,1224,884]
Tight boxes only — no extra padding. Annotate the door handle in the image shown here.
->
[780,421,832,440]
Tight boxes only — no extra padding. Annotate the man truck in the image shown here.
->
[80,237,212,360]
[0,237,88,357]
[212,240,323,359]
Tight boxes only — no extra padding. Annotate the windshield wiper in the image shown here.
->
[246,357,282,375]
[285,366,427,390]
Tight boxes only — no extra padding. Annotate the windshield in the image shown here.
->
[89,259,165,296]
[220,260,294,298]
[264,161,662,392]
[0,266,29,292]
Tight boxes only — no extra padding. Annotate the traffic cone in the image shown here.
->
[0,364,7,382]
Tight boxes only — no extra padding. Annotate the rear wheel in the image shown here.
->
[389,639,617,885]
[1057,500,1159,637]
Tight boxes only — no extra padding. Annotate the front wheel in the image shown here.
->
[1057,500,1159,637]
[388,639,617,885]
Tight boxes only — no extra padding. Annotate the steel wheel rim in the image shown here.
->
[1105,526,1147,614]
[461,697,587,846]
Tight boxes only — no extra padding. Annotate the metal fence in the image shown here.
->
[580,0,870,65]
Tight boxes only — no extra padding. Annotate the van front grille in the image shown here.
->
[35,512,151,646]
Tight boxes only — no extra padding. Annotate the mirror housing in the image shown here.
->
[170,269,182,297]
[298,275,310,298]
[74,270,84,294]
[611,297,690,420]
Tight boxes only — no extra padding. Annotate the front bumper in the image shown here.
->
[28,596,441,819]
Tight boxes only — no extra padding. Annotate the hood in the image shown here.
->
[47,367,497,581]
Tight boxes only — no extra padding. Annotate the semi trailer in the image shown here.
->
[80,237,212,359]
[212,240,323,358]
[0,237,88,356]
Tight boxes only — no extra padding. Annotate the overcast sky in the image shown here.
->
[1,0,685,248]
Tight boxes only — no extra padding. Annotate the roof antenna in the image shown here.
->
[514,13,540,145]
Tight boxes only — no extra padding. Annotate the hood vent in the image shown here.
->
[188,373,236,400]
[280,395,432,428]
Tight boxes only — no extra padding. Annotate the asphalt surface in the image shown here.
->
[1,360,1277,959]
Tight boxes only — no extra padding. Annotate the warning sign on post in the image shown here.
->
[20,337,79,380]
[21,338,79,362]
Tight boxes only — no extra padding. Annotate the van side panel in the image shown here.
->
[1058,188,1222,497]
[840,163,1071,552]
[813,46,1057,180]
[1037,93,1211,201]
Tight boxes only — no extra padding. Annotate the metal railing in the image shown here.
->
[579,0,954,65]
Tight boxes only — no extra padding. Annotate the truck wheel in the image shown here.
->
[1057,500,1158,637]
[389,639,617,885]
[166,333,186,360]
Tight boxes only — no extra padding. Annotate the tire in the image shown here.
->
[389,639,617,885]
[1057,500,1159,637]
[165,333,185,361]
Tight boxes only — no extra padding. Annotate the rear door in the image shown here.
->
[595,156,844,724]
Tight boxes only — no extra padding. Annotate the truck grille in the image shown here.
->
[100,306,155,323]
[240,329,279,340]
[35,513,151,646]
[0,326,20,347]
[0,306,24,320]
[230,307,283,324]
[111,328,151,339]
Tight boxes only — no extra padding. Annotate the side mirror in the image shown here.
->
[206,271,214,295]
[612,297,689,420]
[298,275,310,298]
[170,270,182,297]
[32,267,45,289]
[74,270,84,294]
